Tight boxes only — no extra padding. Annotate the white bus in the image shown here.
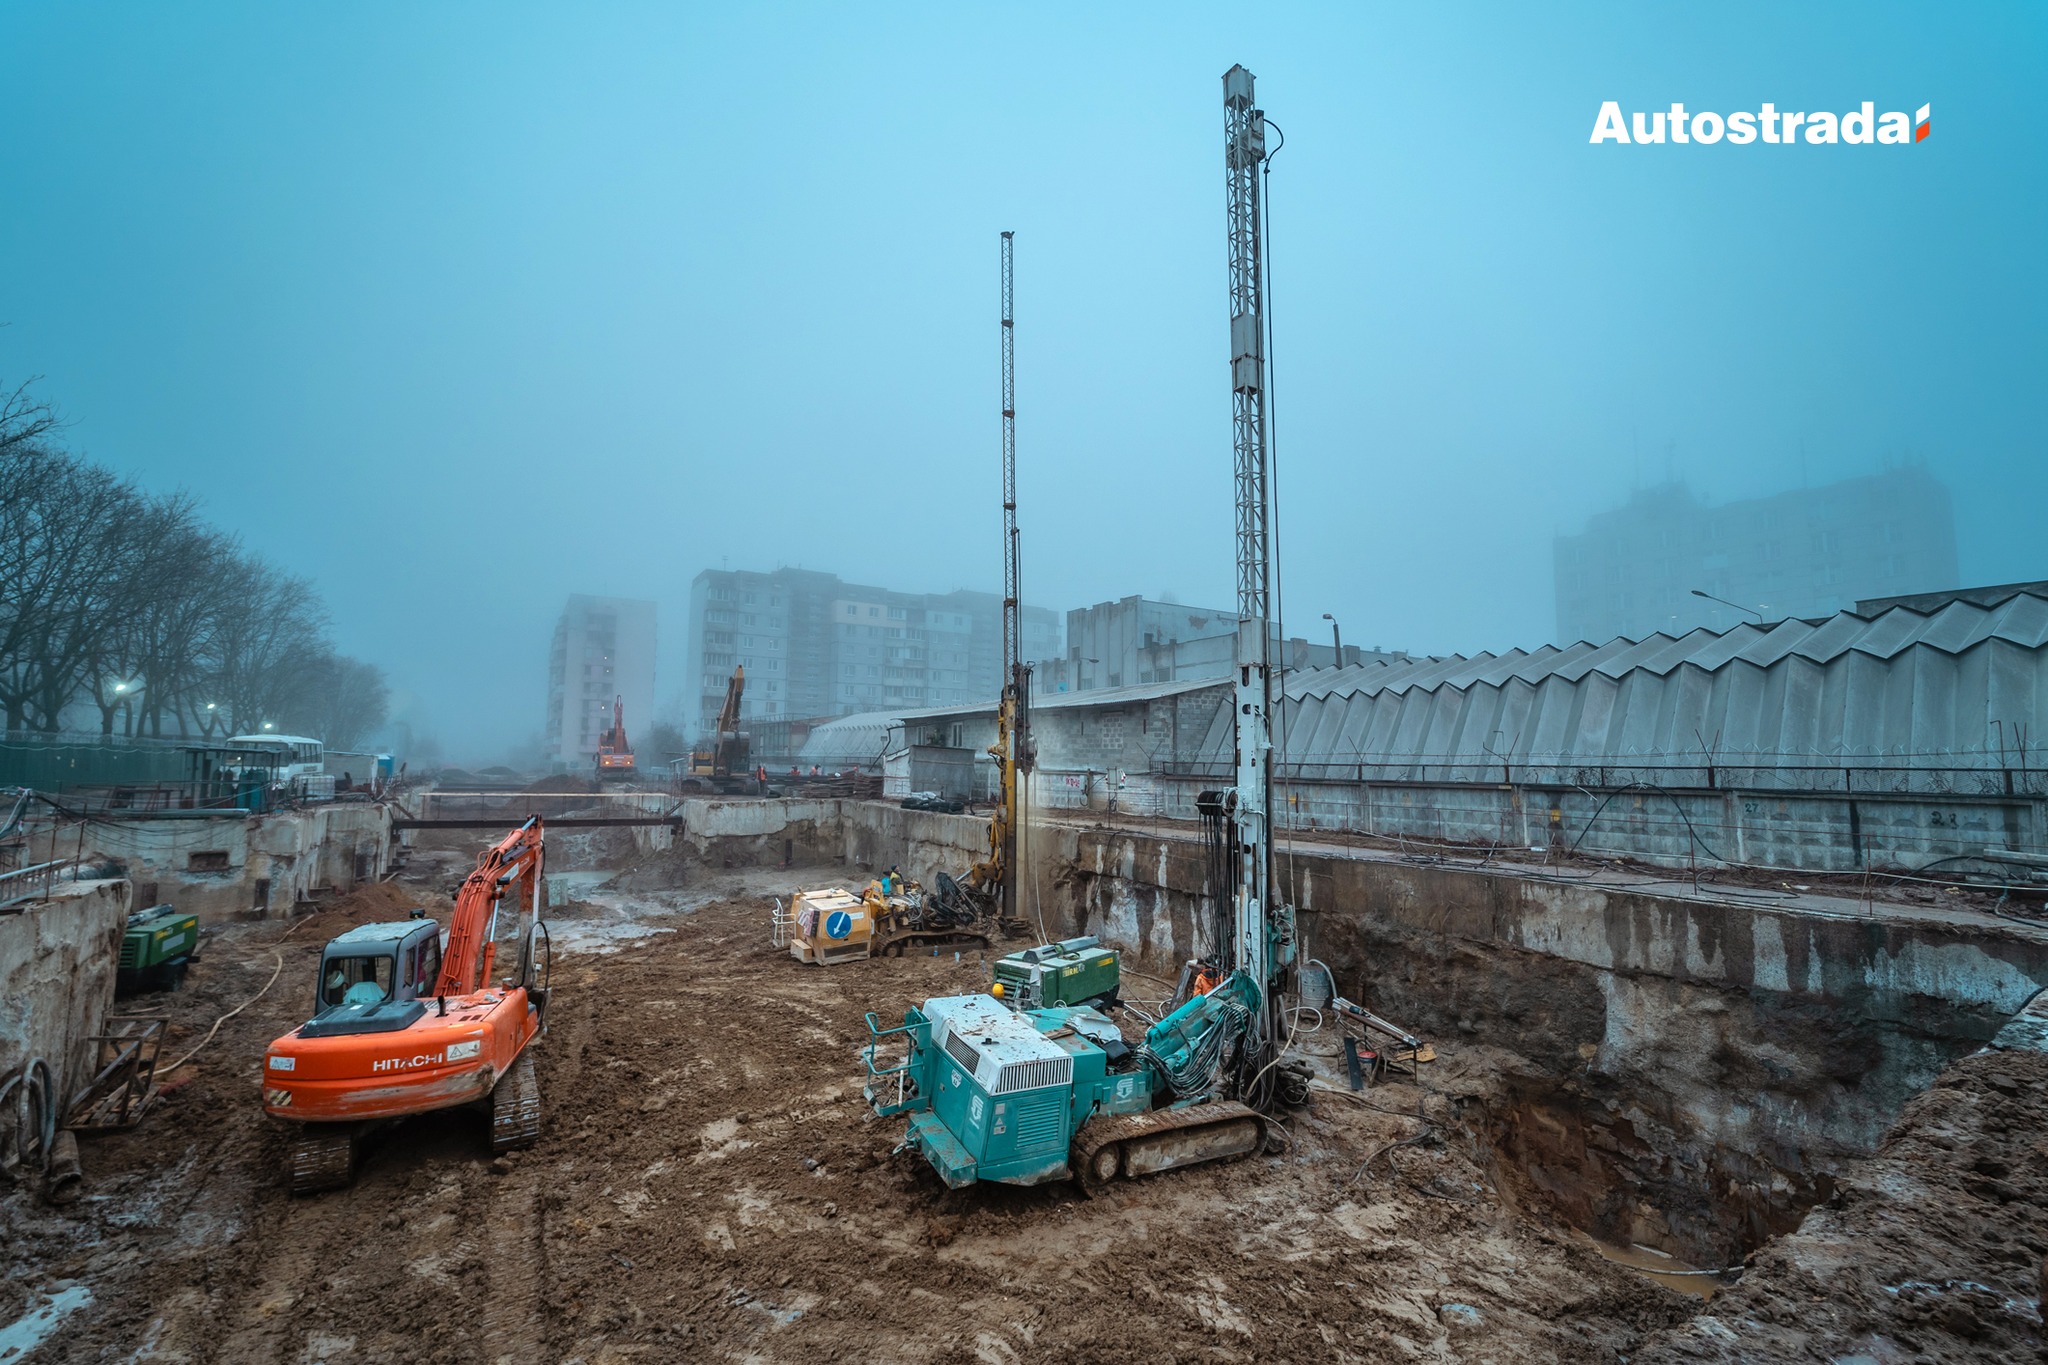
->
[225,734,335,801]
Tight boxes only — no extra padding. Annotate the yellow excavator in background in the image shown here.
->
[685,665,755,794]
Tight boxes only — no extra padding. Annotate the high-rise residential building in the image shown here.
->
[684,568,1061,738]
[543,595,657,770]
[1553,468,1959,643]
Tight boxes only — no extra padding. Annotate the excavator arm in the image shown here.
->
[435,817,545,996]
[716,665,745,739]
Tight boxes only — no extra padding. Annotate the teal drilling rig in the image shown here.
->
[862,65,1300,1192]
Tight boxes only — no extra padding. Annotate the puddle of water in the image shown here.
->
[1576,1232,1725,1301]
[544,875,614,908]
[0,1285,92,1361]
[540,875,677,954]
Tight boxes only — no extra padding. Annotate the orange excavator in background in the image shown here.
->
[262,818,552,1192]
[595,694,637,782]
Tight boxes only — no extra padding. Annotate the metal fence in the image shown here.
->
[0,736,200,793]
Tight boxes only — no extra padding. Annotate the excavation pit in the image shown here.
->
[6,801,2045,1362]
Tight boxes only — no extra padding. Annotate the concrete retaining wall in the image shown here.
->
[1041,823,2048,1262]
[84,803,393,922]
[0,879,130,1104]
[674,798,986,889]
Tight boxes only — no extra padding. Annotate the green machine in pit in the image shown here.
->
[862,935,1286,1193]
[118,904,200,994]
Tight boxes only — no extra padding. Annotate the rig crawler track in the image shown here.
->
[1071,1100,1267,1196]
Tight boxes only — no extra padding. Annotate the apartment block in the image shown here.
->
[684,569,1060,738]
[1554,468,1959,642]
[543,595,657,770]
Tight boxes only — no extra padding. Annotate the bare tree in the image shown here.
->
[275,650,391,749]
[1,374,395,755]
[203,556,329,734]
[0,450,143,733]
[0,379,60,458]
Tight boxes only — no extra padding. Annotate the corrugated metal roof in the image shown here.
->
[808,593,2048,792]
[1035,676,1221,710]
[1250,592,2048,787]
[795,710,900,766]
[862,675,1221,726]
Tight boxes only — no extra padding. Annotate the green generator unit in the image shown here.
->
[990,936,1120,1011]
[118,904,200,995]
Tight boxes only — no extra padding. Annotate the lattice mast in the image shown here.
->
[998,231,1032,926]
[1223,66,1275,989]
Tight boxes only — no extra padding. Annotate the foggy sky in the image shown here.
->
[2,3,2042,762]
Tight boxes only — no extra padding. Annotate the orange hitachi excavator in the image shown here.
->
[595,694,637,782]
[262,818,552,1192]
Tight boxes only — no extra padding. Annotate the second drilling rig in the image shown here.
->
[861,66,1300,1191]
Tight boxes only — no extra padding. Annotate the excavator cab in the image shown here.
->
[310,920,443,1020]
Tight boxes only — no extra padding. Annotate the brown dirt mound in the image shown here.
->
[1636,1047,2048,1363]
[523,774,598,794]
[284,880,447,942]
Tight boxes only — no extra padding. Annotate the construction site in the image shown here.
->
[4,31,2047,1365]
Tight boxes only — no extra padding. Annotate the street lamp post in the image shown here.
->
[1689,588,1763,623]
[1322,612,1343,664]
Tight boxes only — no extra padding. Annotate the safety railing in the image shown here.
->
[0,858,80,910]
[861,1008,930,1117]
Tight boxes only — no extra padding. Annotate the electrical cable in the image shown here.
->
[1260,119,1301,916]
[156,950,284,1079]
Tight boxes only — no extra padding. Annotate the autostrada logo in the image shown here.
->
[1590,101,1930,146]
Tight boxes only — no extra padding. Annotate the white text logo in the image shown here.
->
[1591,102,1929,146]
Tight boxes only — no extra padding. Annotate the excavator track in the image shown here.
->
[289,1123,359,1195]
[490,1051,542,1153]
[876,929,992,958]
[1071,1101,1267,1197]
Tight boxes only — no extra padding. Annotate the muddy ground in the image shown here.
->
[4,857,1701,1365]
[1,852,2038,1363]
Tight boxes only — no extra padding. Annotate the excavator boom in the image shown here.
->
[437,816,544,995]
[688,666,751,784]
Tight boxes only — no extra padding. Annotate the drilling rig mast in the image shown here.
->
[996,230,1032,927]
[1222,63,1290,1098]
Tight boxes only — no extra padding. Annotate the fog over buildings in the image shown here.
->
[0,7,2039,763]
[680,568,1060,739]
[1555,467,1960,642]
